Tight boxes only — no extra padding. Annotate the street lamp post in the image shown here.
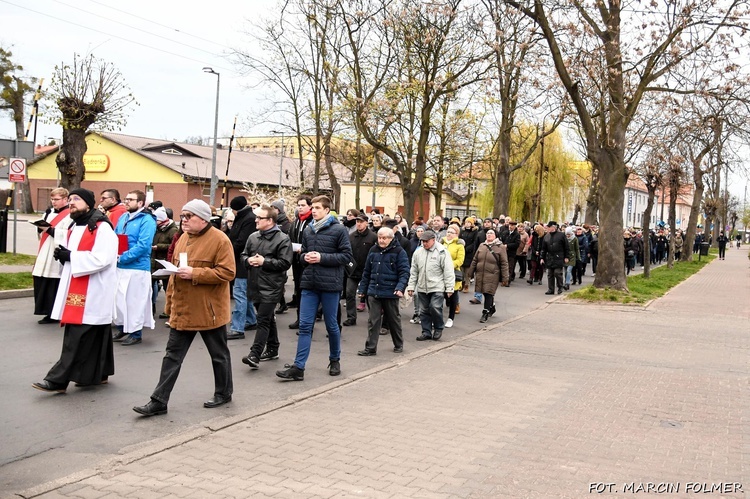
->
[203,67,220,207]
[271,130,285,195]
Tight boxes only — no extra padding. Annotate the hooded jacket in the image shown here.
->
[300,214,353,293]
[242,226,293,303]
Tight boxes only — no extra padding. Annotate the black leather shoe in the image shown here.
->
[32,380,67,393]
[275,305,289,314]
[342,319,356,326]
[112,331,127,342]
[432,330,443,340]
[37,316,59,324]
[204,395,231,408]
[416,334,432,341]
[393,346,403,353]
[133,399,168,416]
[158,313,169,319]
[357,349,376,356]
[545,290,554,295]
[242,354,260,369]
[276,365,305,380]
[288,321,299,329]
[328,360,341,376]
[121,335,142,346]
[226,331,245,340]
[557,288,563,294]
[244,323,257,331]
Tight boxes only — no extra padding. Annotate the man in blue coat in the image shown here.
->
[113,190,157,346]
[356,227,410,355]
[277,195,353,381]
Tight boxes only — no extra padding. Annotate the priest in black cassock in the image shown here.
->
[32,188,119,393]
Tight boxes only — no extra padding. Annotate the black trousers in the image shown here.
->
[151,326,233,404]
[507,254,516,281]
[547,267,563,292]
[250,301,279,357]
[45,323,114,387]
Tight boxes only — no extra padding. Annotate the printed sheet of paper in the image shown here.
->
[152,259,179,277]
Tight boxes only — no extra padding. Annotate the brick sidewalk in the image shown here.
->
[17,250,749,499]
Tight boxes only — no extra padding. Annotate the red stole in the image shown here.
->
[38,208,70,250]
[60,223,100,325]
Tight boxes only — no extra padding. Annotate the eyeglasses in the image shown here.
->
[180,213,194,220]
[124,197,138,202]
[257,216,272,220]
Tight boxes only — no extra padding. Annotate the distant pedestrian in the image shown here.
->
[134,199,235,416]
[717,231,728,260]
[467,229,509,323]
[540,221,569,295]
[32,188,117,393]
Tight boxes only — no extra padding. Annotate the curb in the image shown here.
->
[0,288,33,300]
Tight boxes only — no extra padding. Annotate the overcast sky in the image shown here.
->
[0,0,270,144]
[2,0,748,202]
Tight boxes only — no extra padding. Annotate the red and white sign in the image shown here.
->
[9,157,26,182]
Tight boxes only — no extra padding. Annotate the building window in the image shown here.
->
[162,148,182,155]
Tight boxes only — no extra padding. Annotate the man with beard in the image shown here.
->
[287,195,313,329]
[112,190,157,346]
[32,188,71,324]
[32,189,118,393]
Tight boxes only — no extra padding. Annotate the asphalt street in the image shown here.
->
[0,269,561,494]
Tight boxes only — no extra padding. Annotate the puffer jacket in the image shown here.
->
[459,227,478,267]
[441,237,466,291]
[242,226,293,303]
[349,227,378,280]
[407,241,455,294]
[467,240,509,294]
[116,210,157,271]
[166,226,236,331]
[300,214,353,293]
[357,238,410,299]
[576,233,589,263]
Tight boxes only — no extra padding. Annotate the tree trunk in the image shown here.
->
[667,170,679,268]
[323,140,341,212]
[682,164,704,262]
[584,165,599,225]
[493,167,511,217]
[56,128,87,190]
[592,153,627,291]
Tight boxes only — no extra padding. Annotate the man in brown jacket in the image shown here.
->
[134,199,236,416]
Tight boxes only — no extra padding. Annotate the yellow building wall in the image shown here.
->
[29,134,183,183]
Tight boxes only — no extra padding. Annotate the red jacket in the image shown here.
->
[106,204,128,228]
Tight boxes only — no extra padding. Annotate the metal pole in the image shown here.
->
[12,139,18,253]
[204,68,220,207]
[279,132,284,195]
[372,154,377,211]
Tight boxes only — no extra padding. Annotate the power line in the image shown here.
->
[83,0,236,52]
[0,0,234,72]
[53,0,223,58]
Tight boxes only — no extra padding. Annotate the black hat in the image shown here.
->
[69,188,96,209]
[230,196,248,211]
[509,220,517,225]
[355,213,369,222]
[547,220,558,227]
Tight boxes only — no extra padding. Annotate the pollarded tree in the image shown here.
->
[502,0,749,291]
[49,54,136,190]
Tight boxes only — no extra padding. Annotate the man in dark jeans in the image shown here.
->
[240,205,293,368]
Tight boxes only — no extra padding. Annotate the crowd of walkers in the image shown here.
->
[35,188,733,415]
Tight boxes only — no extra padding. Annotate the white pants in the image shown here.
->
[114,268,155,333]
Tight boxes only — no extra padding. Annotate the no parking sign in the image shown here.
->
[8,157,26,182]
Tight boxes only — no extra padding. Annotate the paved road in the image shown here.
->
[1,265,568,495]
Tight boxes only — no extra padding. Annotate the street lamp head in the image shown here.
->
[203,67,218,75]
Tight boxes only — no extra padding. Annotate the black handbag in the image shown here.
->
[454,269,464,282]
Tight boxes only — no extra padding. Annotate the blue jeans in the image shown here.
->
[230,278,256,333]
[418,292,444,337]
[293,289,341,370]
[565,265,574,285]
[474,292,482,303]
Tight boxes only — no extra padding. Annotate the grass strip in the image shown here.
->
[0,253,37,266]
[568,254,715,304]
[0,272,34,291]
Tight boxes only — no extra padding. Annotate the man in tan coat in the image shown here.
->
[134,199,236,416]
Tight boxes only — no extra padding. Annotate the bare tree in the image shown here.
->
[49,54,136,190]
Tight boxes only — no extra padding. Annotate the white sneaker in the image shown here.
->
[445,319,454,328]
